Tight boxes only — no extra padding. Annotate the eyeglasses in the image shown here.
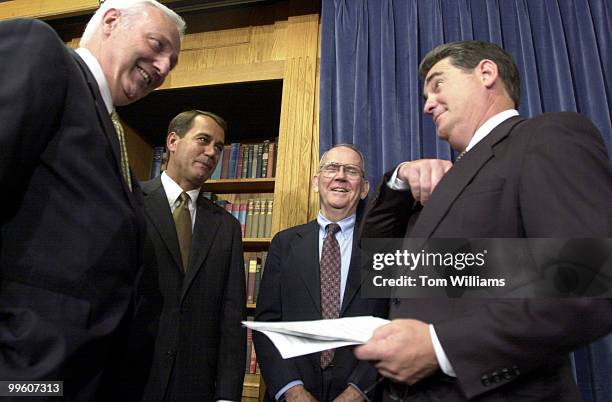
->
[319,162,364,178]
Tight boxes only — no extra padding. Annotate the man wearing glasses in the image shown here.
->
[254,144,388,401]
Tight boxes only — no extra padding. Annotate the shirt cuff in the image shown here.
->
[387,162,411,190]
[348,382,370,402]
[276,380,304,401]
[429,324,456,377]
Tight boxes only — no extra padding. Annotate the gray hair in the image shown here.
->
[319,143,367,178]
[80,0,186,46]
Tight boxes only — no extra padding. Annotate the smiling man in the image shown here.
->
[356,41,612,401]
[0,0,184,400]
[254,144,388,402]
[134,110,246,401]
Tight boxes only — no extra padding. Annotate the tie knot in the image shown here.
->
[177,192,190,207]
[326,223,340,235]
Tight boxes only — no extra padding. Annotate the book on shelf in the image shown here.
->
[245,199,255,238]
[150,146,165,179]
[246,256,260,304]
[229,142,240,179]
[238,202,247,238]
[251,200,262,238]
[248,339,258,374]
[211,147,223,179]
[267,140,276,178]
[264,199,273,237]
[220,144,231,179]
[261,140,270,178]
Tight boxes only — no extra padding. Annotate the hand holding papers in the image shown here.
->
[243,316,389,359]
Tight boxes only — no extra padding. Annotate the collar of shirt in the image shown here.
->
[317,211,356,241]
[161,172,200,220]
[75,48,114,115]
[465,109,519,152]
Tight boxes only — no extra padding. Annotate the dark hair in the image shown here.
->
[419,41,520,107]
[167,110,228,138]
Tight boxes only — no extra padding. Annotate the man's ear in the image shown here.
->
[478,59,499,89]
[360,179,370,200]
[166,132,179,152]
[101,8,121,35]
[312,175,319,193]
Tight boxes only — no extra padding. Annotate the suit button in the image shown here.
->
[502,368,511,380]
[166,350,175,360]
[491,371,500,383]
[512,365,521,376]
[481,375,491,387]
[393,298,401,305]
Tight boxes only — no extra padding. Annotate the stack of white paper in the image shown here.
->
[243,316,389,359]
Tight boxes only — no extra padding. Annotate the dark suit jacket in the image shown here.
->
[134,176,246,402]
[362,113,612,401]
[0,19,145,400]
[254,219,388,401]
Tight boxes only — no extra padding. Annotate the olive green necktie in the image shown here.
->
[173,192,192,272]
[110,110,133,192]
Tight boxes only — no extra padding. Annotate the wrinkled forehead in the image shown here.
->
[321,147,363,168]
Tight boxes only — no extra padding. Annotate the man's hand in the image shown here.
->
[397,159,452,204]
[353,319,439,384]
[284,385,317,402]
[332,386,364,402]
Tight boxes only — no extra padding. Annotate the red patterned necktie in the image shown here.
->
[320,223,341,368]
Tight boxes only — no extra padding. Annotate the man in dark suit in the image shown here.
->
[254,144,388,402]
[354,41,612,401]
[136,110,246,401]
[0,1,184,400]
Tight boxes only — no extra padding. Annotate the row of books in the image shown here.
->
[211,140,278,180]
[245,324,260,375]
[244,251,268,305]
[216,197,273,239]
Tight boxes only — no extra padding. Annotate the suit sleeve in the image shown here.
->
[215,217,247,401]
[436,113,612,399]
[360,171,418,240]
[253,233,303,397]
[0,19,68,216]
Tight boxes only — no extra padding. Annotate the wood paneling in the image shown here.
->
[0,0,96,21]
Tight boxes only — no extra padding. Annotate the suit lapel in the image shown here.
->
[70,50,137,204]
[143,178,184,271]
[411,116,524,238]
[340,230,362,315]
[181,195,222,301]
[295,221,322,314]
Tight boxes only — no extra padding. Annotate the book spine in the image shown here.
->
[264,199,273,237]
[246,144,253,178]
[220,144,231,179]
[211,147,223,179]
[236,144,245,179]
[251,200,261,238]
[261,140,270,178]
[267,141,275,178]
[256,142,264,178]
[228,142,240,179]
[246,257,258,304]
[256,200,265,238]
[245,199,254,238]
[251,144,259,179]
[239,202,247,238]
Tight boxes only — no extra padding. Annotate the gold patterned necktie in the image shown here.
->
[110,110,133,192]
[320,223,341,368]
[173,192,192,272]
